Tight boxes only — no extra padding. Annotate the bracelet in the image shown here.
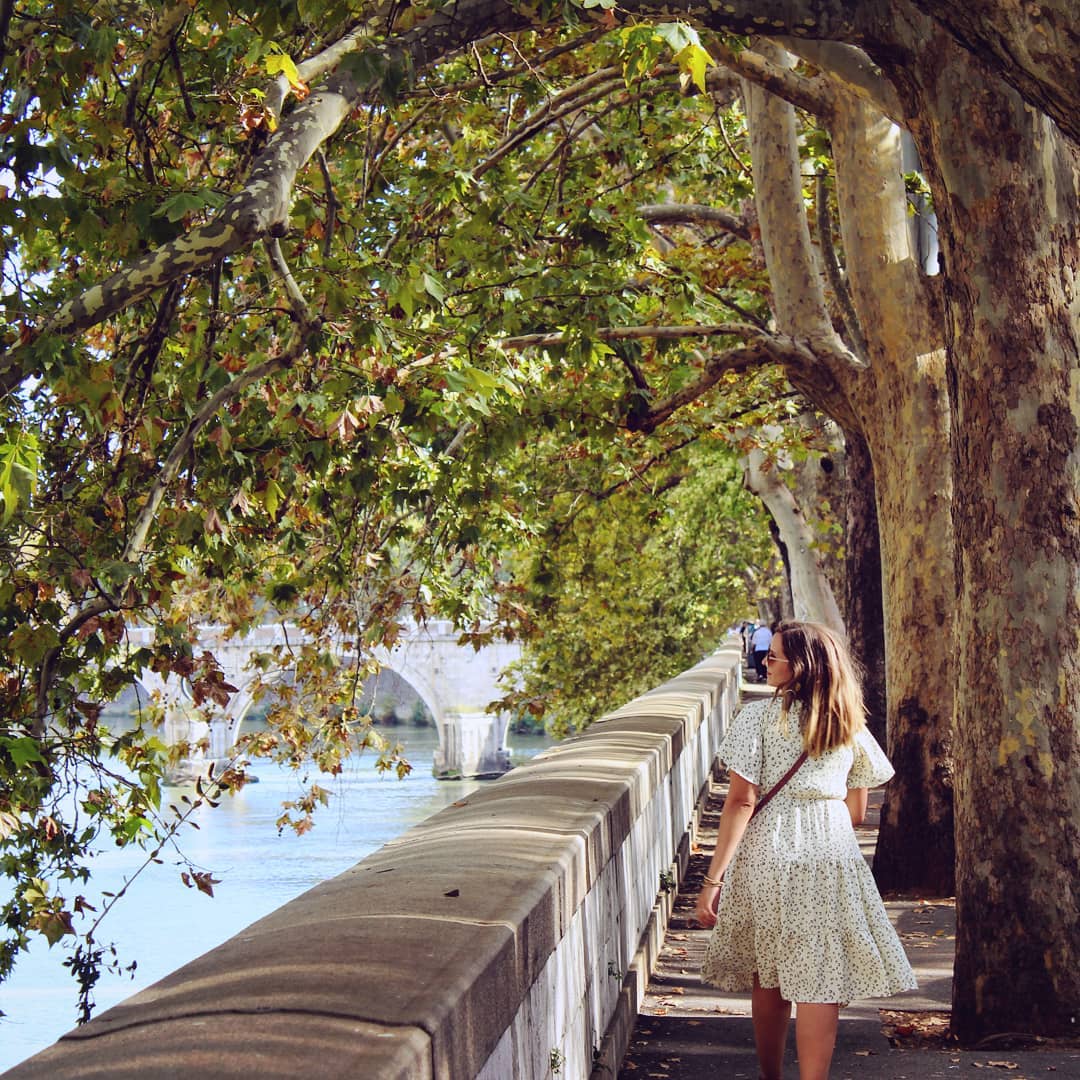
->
[702,874,723,887]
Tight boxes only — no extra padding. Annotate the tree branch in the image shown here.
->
[169,39,197,122]
[432,28,607,96]
[4,0,972,364]
[637,203,751,241]
[778,38,903,121]
[741,42,841,345]
[713,40,837,120]
[315,150,339,257]
[4,0,533,353]
[264,18,381,123]
[0,0,15,74]
[33,334,312,734]
[815,169,869,358]
[474,68,626,180]
[627,335,810,434]
[551,438,698,539]
[617,351,652,394]
[497,323,763,350]
[265,237,314,324]
[907,0,1080,144]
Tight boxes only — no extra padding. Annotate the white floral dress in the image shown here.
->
[701,697,917,1003]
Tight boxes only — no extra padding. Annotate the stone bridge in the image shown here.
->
[124,621,521,781]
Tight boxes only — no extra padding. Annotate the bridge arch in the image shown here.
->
[124,622,519,782]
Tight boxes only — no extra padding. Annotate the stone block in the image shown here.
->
[5,1014,431,1080]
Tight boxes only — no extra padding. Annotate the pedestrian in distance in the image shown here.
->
[695,620,916,1080]
[750,621,773,682]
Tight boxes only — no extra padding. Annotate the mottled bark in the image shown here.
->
[887,27,1080,1042]
[908,0,1080,145]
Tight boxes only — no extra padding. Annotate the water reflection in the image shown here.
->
[0,725,549,1071]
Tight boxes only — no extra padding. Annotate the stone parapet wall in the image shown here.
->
[3,646,741,1080]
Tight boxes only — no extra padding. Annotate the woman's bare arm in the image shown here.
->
[845,786,869,825]
[694,771,757,928]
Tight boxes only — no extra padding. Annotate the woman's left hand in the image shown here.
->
[694,884,721,929]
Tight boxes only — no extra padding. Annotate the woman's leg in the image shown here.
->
[751,974,792,1080]
[794,1002,840,1080]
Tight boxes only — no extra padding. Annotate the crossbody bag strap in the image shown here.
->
[749,750,808,821]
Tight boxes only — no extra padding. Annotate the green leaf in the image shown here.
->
[338,49,388,88]
[422,272,446,304]
[263,479,286,518]
[152,191,225,223]
[2,737,47,769]
[655,22,696,53]
[119,815,153,842]
[0,429,40,526]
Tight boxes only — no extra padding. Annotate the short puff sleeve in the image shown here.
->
[719,701,765,786]
[847,728,895,788]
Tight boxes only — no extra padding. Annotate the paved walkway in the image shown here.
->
[619,682,1080,1079]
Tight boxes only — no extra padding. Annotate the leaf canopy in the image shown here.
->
[0,2,812,1009]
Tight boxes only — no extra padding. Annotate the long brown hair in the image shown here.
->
[772,621,866,756]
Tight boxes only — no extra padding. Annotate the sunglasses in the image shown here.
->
[765,653,790,664]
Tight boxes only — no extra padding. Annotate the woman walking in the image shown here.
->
[696,621,916,1079]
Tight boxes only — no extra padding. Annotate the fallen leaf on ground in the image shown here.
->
[880,1009,952,1048]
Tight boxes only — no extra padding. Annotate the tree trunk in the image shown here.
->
[860,378,956,895]
[827,89,957,896]
[743,49,956,894]
[745,445,846,631]
[907,0,1080,144]
[894,28,1080,1042]
[843,429,887,746]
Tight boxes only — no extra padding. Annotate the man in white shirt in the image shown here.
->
[750,623,773,682]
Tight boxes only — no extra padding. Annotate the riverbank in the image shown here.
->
[0,728,549,1072]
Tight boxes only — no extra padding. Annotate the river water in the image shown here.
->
[0,726,550,1072]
